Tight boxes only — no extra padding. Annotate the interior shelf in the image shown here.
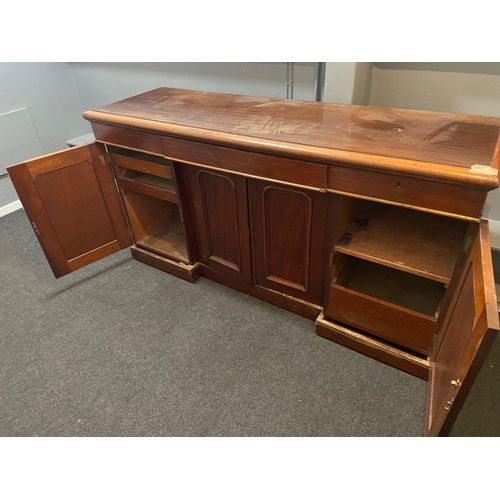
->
[110,149,174,179]
[135,213,189,263]
[118,172,177,203]
[334,202,468,284]
[336,258,445,318]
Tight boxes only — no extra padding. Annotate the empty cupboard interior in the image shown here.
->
[323,194,471,356]
[110,147,190,264]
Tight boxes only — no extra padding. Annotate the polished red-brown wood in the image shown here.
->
[334,202,468,283]
[186,165,252,283]
[201,265,322,320]
[425,222,499,436]
[131,246,200,283]
[249,179,328,305]
[92,122,164,156]
[315,313,430,380]
[328,164,487,220]
[161,135,327,190]
[85,88,500,186]
[110,151,173,179]
[7,144,132,278]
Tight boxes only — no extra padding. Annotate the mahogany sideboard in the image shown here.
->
[7,87,500,437]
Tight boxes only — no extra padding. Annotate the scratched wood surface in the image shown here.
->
[84,87,500,173]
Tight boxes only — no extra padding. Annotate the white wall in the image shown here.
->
[369,63,500,116]
[68,62,317,111]
[323,63,374,106]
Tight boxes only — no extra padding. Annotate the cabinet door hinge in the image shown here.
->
[329,253,335,268]
[31,221,40,236]
[430,332,437,348]
[104,151,112,166]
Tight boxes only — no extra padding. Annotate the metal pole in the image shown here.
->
[314,62,326,102]
[286,62,294,99]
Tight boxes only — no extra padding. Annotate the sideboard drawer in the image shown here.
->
[92,122,165,156]
[328,164,486,220]
[110,151,174,180]
[325,258,445,355]
[162,136,328,190]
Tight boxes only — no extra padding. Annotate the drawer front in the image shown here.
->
[163,136,328,190]
[110,152,173,180]
[91,122,165,156]
[326,284,435,355]
[328,164,486,220]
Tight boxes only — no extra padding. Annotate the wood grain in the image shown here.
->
[131,246,200,282]
[110,152,173,179]
[326,259,445,354]
[84,87,500,189]
[135,215,189,264]
[335,202,468,283]
[118,174,178,203]
[7,144,132,278]
[162,135,327,190]
[426,221,499,436]
[186,165,253,283]
[315,314,430,380]
[328,164,487,220]
[200,265,323,320]
[249,179,328,305]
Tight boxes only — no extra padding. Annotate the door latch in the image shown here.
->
[31,222,40,235]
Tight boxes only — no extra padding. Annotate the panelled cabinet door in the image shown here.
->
[425,221,499,436]
[248,179,328,305]
[186,165,252,283]
[7,143,132,278]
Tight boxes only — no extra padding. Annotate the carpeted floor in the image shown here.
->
[0,209,497,436]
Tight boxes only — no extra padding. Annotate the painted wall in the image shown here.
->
[323,62,357,104]
[369,63,500,116]
[68,62,317,111]
[323,63,373,105]
[0,63,88,211]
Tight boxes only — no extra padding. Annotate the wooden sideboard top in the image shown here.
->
[83,87,500,189]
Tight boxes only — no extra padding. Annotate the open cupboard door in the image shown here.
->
[7,143,133,278]
[425,221,499,436]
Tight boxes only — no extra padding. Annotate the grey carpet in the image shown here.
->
[3,207,482,437]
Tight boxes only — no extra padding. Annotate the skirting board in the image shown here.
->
[0,200,22,218]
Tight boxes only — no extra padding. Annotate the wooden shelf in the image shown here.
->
[334,202,468,284]
[336,258,445,317]
[118,173,177,203]
[135,214,189,263]
[110,151,173,179]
